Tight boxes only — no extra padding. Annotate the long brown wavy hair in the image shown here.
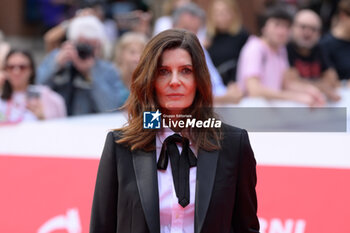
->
[117,29,221,151]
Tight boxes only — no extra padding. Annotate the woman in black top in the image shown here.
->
[206,0,249,86]
[320,0,350,82]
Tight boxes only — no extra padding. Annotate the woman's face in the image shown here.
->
[5,53,32,91]
[120,42,144,74]
[155,48,196,115]
[212,1,233,31]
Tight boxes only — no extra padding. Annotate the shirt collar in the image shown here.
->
[156,128,197,156]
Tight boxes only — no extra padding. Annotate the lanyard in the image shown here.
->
[3,99,25,124]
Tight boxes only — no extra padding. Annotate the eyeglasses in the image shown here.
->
[294,22,320,33]
[5,64,30,72]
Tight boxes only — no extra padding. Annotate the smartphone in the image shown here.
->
[27,85,41,99]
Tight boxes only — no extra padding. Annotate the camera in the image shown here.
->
[76,43,94,60]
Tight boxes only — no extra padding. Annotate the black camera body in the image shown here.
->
[76,43,94,60]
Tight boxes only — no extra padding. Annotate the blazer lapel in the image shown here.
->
[195,149,219,233]
[132,149,160,233]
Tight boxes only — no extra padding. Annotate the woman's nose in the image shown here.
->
[169,72,181,87]
[12,67,22,74]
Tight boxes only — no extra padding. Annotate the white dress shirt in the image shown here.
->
[156,129,197,233]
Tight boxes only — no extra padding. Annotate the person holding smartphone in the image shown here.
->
[0,49,66,124]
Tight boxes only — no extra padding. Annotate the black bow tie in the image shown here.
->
[157,133,197,207]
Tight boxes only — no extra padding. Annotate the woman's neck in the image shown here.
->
[13,85,27,93]
[332,24,350,41]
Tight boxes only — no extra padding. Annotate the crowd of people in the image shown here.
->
[0,0,350,124]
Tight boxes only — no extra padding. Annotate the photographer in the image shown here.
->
[37,15,128,116]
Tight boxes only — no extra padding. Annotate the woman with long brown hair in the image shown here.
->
[90,29,259,233]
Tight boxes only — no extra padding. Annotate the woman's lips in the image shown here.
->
[166,93,184,99]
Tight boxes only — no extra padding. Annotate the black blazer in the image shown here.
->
[90,124,260,233]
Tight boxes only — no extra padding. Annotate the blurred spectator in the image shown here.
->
[0,71,5,91]
[288,9,340,101]
[118,10,152,37]
[153,0,191,35]
[44,5,117,58]
[173,3,243,104]
[153,0,208,44]
[0,49,66,124]
[0,31,10,69]
[43,20,68,53]
[114,32,148,91]
[306,0,340,34]
[0,31,10,92]
[31,0,75,32]
[112,1,152,37]
[206,0,249,86]
[91,3,119,45]
[237,6,325,106]
[37,15,128,116]
[320,0,350,83]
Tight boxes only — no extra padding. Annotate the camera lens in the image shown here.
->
[76,43,94,60]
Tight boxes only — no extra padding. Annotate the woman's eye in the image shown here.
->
[158,68,170,76]
[181,68,193,75]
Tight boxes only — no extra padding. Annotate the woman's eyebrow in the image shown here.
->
[178,64,193,68]
[158,64,193,68]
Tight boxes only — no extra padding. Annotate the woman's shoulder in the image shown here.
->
[106,129,123,141]
[106,129,134,148]
[220,123,250,145]
[220,122,246,134]
[102,130,128,153]
[219,124,253,157]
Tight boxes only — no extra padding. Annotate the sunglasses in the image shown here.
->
[5,64,30,72]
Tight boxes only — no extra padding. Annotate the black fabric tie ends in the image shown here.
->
[157,133,197,207]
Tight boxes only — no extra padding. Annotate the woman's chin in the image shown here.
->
[163,104,188,114]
